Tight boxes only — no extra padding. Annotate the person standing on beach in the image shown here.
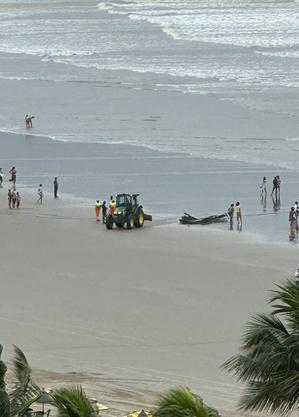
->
[9,167,16,185]
[277,175,281,199]
[289,206,297,239]
[109,196,116,215]
[271,176,277,198]
[16,192,20,209]
[11,190,16,209]
[102,201,107,223]
[8,189,12,209]
[37,184,43,204]
[0,168,3,186]
[260,176,267,199]
[25,115,34,128]
[95,200,102,222]
[53,177,58,198]
[235,202,242,229]
[227,203,234,229]
[294,201,299,230]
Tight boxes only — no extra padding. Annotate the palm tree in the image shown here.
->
[0,345,41,417]
[223,279,299,415]
[153,386,219,417]
[50,385,98,417]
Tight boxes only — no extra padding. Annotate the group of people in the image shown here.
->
[260,175,281,200]
[227,202,242,230]
[1,166,59,208]
[227,175,283,233]
[6,167,21,209]
[95,196,117,222]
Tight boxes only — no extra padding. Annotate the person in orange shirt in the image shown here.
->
[109,196,116,215]
[95,200,102,222]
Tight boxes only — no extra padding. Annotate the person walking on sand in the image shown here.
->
[8,189,12,209]
[16,192,20,209]
[260,176,267,199]
[102,200,107,223]
[37,184,43,204]
[227,203,234,229]
[95,200,102,222]
[53,177,58,198]
[235,202,242,229]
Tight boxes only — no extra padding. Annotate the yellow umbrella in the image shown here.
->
[125,409,153,417]
[89,398,109,414]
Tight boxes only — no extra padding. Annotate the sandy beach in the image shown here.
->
[0,0,298,415]
[0,190,297,417]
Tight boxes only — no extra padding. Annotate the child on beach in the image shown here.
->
[95,200,102,222]
[8,189,12,209]
[227,203,234,229]
[37,184,43,204]
[11,191,16,209]
[16,192,20,209]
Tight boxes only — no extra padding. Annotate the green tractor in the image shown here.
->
[106,194,151,230]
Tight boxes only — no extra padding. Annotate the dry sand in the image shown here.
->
[0,191,297,417]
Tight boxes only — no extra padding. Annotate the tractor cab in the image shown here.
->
[116,194,139,210]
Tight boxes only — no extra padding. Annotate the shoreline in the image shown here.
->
[0,130,297,244]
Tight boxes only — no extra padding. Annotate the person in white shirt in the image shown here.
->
[294,268,299,282]
[260,176,267,199]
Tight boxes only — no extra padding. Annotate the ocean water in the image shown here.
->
[0,1,298,167]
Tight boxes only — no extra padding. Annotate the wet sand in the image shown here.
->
[0,192,297,417]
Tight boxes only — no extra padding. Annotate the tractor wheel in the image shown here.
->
[127,214,134,229]
[106,215,114,230]
[135,209,144,228]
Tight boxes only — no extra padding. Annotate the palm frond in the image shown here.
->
[12,345,31,385]
[9,346,41,416]
[271,279,299,330]
[153,386,219,417]
[0,345,7,391]
[50,385,97,417]
[223,279,299,415]
[0,389,10,417]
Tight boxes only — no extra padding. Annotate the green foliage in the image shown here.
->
[0,345,41,417]
[223,279,299,415]
[0,389,10,417]
[50,385,97,417]
[153,386,220,417]
[0,344,7,391]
